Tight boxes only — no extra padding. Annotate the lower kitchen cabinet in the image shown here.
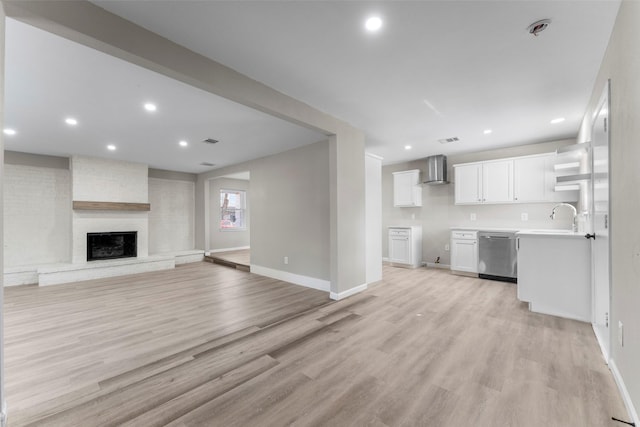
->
[450,230,478,274]
[517,233,591,321]
[388,226,422,268]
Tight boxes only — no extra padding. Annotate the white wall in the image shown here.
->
[3,164,71,267]
[148,177,195,254]
[382,139,577,266]
[579,1,640,422]
[208,177,250,251]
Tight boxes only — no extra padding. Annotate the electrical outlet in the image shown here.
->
[521,213,528,221]
[618,321,624,347]
[470,213,477,221]
[444,244,450,251]
[411,213,415,220]
[284,256,289,265]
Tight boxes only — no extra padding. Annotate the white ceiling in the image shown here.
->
[5,1,620,171]
[4,18,326,173]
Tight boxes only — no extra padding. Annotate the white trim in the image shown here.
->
[330,283,368,301]
[250,265,330,292]
[382,257,389,263]
[426,262,451,270]
[1,399,7,427]
[609,358,640,426]
[592,323,610,363]
[207,246,250,254]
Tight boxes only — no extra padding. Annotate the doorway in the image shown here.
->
[207,172,251,267]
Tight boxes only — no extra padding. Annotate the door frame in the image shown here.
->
[590,80,612,361]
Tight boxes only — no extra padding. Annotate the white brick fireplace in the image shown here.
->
[71,156,150,263]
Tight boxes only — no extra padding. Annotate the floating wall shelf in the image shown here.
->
[73,201,151,211]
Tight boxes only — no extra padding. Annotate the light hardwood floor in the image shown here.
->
[3,263,628,426]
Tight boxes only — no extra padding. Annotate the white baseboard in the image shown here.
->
[426,262,451,270]
[1,399,6,427]
[250,264,330,292]
[207,246,250,254]
[610,358,639,426]
[330,283,368,301]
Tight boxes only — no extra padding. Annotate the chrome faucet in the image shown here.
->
[550,203,578,232]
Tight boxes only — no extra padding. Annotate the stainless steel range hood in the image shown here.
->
[424,155,448,185]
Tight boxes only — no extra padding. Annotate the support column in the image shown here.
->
[329,125,367,299]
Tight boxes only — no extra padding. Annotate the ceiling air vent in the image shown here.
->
[438,137,460,144]
[202,138,219,144]
[200,162,215,167]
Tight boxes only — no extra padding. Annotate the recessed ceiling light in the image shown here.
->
[483,129,493,135]
[65,117,78,126]
[365,16,383,32]
[107,144,116,151]
[550,117,565,124]
[179,140,188,147]
[404,145,412,150]
[3,128,16,136]
[144,103,157,112]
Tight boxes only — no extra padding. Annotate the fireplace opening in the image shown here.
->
[87,231,137,261]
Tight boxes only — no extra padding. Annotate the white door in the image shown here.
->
[591,81,611,360]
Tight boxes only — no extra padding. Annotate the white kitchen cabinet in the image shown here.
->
[388,226,422,268]
[453,164,481,204]
[513,155,546,202]
[450,230,478,274]
[516,232,591,321]
[454,160,512,204]
[482,160,513,203]
[454,153,578,205]
[393,170,422,207]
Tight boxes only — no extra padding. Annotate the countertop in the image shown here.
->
[516,229,586,239]
[451,226,586,238]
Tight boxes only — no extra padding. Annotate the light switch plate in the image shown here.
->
[521,213,529,221]
[470,213,477,221]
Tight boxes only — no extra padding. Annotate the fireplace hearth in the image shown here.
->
[87,232,137,261]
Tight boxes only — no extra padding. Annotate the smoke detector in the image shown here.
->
[528,19,551,36]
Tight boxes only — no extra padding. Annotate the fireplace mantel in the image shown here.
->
[73,201,151,211]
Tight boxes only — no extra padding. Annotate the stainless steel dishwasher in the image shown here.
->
[478,231,517,283]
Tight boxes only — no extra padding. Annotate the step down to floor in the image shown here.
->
[204,256,250,272]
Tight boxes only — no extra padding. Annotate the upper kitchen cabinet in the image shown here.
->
[454,163,482,204]
[482,159,514,203]
[393,169,422,207]
[513,155,547,202]
[454,153,578,205]
[454,160,512,204]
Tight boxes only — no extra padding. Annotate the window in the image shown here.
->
[220,189,246,230]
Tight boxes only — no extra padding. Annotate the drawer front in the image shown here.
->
[389,229,410,237]
[451,230,477,240]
